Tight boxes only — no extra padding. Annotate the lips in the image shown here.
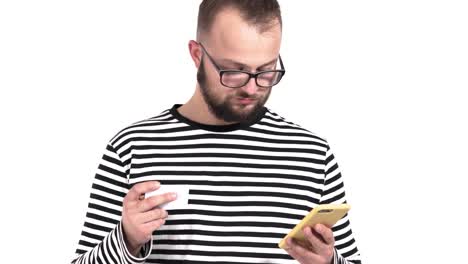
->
[237,97,256,105]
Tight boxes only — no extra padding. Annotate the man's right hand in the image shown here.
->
[121,181,177,256]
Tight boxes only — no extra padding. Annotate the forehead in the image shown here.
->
[205,8,282,67]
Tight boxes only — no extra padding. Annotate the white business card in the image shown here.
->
[144,185,190,210]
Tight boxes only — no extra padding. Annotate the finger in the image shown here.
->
[126,181,160,202]
[138,208,168,224]
[143,218,166,235]
[137,192,177,213]
[314,224,335,245]
[284,237,319,264]
[304,226,328,254]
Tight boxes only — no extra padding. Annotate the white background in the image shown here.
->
[1,1,467,263]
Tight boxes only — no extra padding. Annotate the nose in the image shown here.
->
[240,77,259,96]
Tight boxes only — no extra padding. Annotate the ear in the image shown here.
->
[188,40,203,68]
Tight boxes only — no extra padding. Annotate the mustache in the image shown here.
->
[236,92,258,100]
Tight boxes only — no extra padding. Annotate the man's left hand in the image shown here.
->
[284,224,335,264]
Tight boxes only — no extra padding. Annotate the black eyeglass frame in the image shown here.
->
[198,42,286,88]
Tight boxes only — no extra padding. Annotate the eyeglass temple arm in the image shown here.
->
[199,43,223,72]
[278,54,285,74]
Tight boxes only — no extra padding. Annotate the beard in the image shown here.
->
[197,57,271,123]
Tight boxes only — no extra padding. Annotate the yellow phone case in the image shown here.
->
[278,203,351,249]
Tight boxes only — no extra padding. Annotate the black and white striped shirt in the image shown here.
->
[72,104,362,264]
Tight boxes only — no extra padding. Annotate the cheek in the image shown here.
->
[206,74,225,93]
[263,88,272,99]
[204,66,220,84]
[208,80,235,100]
[224,90,239,101]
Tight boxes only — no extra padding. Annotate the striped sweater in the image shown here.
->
[71,104,362,264]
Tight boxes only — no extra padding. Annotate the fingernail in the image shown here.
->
[154,182,160,187]
[171,192,177,199]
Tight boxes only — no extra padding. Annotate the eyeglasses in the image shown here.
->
[199,42,286,88]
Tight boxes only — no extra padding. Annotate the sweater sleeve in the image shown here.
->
[71,143,153,264]
[320,143,362,264]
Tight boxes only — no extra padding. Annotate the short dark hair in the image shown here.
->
[197,0,282,40]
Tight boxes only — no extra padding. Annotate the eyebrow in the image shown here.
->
[218,57,278,69]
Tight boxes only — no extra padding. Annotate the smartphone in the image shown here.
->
[278,203,351,249]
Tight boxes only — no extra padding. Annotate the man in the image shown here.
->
[72,1,362,263]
